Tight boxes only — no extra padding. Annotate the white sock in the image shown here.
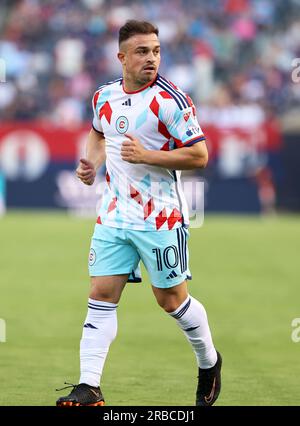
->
[79,298,118,387]
[169,295,217,369]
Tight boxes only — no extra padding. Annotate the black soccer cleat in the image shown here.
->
[56,383,105,406]
[196,351,222,406]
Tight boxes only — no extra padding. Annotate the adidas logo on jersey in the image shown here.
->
[122,99,131,106]
[166,270,178,279]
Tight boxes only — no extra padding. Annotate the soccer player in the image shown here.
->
[56,20,222,407]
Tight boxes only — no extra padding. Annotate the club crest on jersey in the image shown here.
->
[116,116,129,134]
[89,248,96,266]
[183,111,191,122]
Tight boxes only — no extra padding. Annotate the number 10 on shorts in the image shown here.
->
[152,246,179,271]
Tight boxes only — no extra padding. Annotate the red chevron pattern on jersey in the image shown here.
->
[159,90,173,99]
[144,197,155,220]
[93,90,101,109]
[156,207,167,230]
[105,171,110,187]
[186,94,196,116]
[155,208,183,230]
[158,120,171,140]
[150,96,171,141]
[130,185,155,221]
[150,96,159,117]
[130,185,143,205]
[160,140,170,151]
[99,101,112,124]
[107,197,117,213]
[167,208,182,229]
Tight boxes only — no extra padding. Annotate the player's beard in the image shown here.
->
[136,69,156,86]
[124,67,157,90]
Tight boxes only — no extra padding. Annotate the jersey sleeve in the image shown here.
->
[160,94,205,149]
[92,90,104,134]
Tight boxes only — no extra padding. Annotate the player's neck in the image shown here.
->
[122,74,157,94]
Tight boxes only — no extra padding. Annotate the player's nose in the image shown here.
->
[146,51,156,62]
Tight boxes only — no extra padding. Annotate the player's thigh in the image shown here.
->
[90,275,128,303]
[132,226,191,289]
[88,228,140,302]
[89,232,140,278]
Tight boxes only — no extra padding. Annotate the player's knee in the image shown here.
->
[89,286,118,303]
[89,276,127,303]
[153,282,188,313]
[156,298,181,313]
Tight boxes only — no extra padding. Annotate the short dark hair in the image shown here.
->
[119,20,159,46]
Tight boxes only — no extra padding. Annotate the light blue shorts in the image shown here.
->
[88,224,192,289]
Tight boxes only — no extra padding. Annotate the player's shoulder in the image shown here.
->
[97,77,123,92]
[92,77,122,106]
[154,74,193,111]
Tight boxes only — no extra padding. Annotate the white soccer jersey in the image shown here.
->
[92,74,206,231]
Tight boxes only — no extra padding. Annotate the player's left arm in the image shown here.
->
[121,135,208,170]
[121,94,208,170]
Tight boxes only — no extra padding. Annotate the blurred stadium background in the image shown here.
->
[0,0,300,406]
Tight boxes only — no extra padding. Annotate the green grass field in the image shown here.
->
[0,211,300,406]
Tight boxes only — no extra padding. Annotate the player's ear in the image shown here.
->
[117,51,125,65]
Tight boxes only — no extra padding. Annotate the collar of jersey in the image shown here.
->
[122,74,158,94]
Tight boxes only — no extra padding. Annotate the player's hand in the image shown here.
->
[121,134,147,164]
[76,158,96,185]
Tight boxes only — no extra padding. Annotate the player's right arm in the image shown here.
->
[77,89,106,186]
[76,128,106,186]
